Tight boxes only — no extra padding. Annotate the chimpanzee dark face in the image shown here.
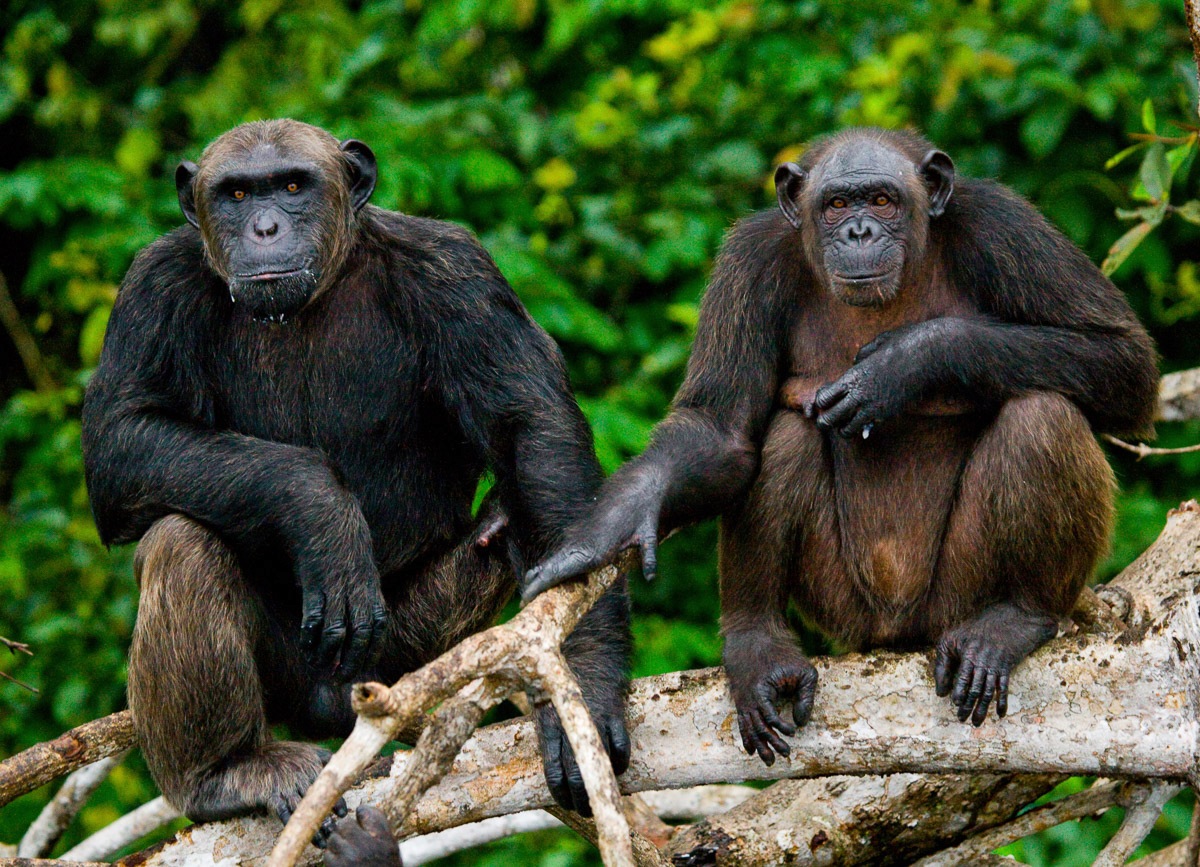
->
[775,137,954,308]
[176,123,377,323]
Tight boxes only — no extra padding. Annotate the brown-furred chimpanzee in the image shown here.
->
[81,119,630,837]
[524,127,1158,766]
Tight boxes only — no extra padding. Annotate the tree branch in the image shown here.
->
[0,713,135,809]
[16,755,125,858]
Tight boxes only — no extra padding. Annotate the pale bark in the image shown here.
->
[17,756,124,858]
[33,503,1192,866]
[58,797,180,862]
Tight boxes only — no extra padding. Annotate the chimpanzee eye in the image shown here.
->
[232,190,246,201]
[874,194,891,206]
[286,182,300,193]
[831,198,847,209]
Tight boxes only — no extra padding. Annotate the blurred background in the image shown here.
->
[1,0,1199,863]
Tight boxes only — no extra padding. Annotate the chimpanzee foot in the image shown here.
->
[724,631,818,767]
[326,805,402,866]
[934,603,1057,726]
[181,741,347,846]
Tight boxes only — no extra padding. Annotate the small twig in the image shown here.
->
[547,804,667,867]
[0,712,135,809]
[59,796,181,862]
[0,270,57,393]
[386,677,507,833]
[1094,782,1182,867]
[0,670,39,694]
[1186,790,1200,866]
[17,755,126,857]
[1,636,33,656]
[1187,0,1200,118]
[1102,434,1200,459]
[913,780,1131,866]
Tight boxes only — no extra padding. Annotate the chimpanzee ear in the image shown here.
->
[919,150,955,219]
[176,161,200,229]
[340,140,378,211]
[774,162,807,231]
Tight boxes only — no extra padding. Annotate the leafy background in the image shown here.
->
[1,0,1199,863]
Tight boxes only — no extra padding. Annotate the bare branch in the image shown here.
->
[1,637,32,656]
[17,755,125,858]
[912,780,1132,866]
[0,712,135,809]
[1103,433,1200,459]
[1093,782,1184,867]
[1186,0,1200,118]
[59,796,180,862]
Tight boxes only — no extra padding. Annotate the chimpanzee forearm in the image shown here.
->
[921,317,1158,435]
[82,407,361,553]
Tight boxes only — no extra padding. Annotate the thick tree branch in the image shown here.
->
[0,713,134,809]
[17,755,125,858]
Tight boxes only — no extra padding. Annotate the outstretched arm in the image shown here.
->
[81,233,384,678]
[814,179,1158,438]
[524,210,799,597]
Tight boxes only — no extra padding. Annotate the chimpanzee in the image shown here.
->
[524,127,1158,765]
[81,119,630,835]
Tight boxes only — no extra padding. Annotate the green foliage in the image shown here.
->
[0,0,1197,863]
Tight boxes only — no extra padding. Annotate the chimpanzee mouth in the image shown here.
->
[228,267,318,324]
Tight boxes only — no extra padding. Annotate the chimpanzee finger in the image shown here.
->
[316,813,338,847]
[605,717,631,776]
[737,710,757,756]
[837,409,875,439]
[996,673,1010,718]
[793,671,818,728]
[562,741,591,818]
[958,663,989,723]
[746,703,790,759]
[523,547,600,602]
[639,531,658,583]
[753,685,796,737]
[951,657,975,708]
[542,727,572,810]
[749,715,779,767]
[317,611,349,671]
[854,333,888,362]
[334,796,349,818]
[271,792,293,827]
[815,392,861,434]
[934,640,959,696]
[814,380,848,412]
[299,588,327,656]
[972,671,998,727]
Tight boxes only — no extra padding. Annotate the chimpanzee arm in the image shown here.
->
[814,180,1158,438]
[524,210,797,596]
[81,232,385,677]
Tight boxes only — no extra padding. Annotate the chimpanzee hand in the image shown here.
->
[536,699,631,817]
[724,633,817,766]
[324,806,402,867]
[814,320,953,438]
[523,471,662,601]
[294,497,388,681]
[934,603,1057,726]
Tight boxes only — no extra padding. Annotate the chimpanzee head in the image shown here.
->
[774,129,954,308]
[176,119,377,323]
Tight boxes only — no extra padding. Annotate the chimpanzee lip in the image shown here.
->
[236,268,306,281]
[833,271,892,282]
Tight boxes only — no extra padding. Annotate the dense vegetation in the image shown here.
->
[1,1,1199,863]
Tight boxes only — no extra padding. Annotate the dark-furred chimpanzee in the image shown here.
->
[525,127,1158,765]
[81,119,630,836]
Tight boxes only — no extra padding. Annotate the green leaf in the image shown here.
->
[1020,102,1073,159]
[1101,221,1156,276]
[1176,200,1200,225]
[1138,143,1170,202]
[1105,142,1146,170]
[1141,98,1156,134]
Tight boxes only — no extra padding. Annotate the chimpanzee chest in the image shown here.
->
[783,280,986,620]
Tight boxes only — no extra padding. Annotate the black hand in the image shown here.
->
[725,637,817,767]
[536,703,631,817]
[269,747,348,848]
[523,480,661,601]
[814,322,940,438]
[934,603,1057,726]
[296,511,388,680]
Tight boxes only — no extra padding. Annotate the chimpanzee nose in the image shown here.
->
[846,218,876,244]
[253,210,280,240]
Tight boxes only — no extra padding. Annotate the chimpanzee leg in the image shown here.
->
[128,515,343,837]
[931,391,1114,725]
[718,410,861,766]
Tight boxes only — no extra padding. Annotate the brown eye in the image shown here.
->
[232,190,246,200]
[286,182,300,193]
[874,194,890,206]
[831,198,847,209]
